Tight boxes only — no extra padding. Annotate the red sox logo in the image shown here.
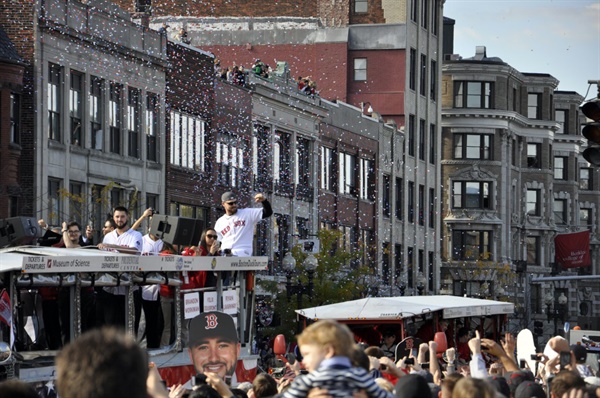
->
[204,313,219,330]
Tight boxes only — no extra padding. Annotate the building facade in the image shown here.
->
[1,0,167,234]
[441,45,599,333]
[0,26,25,220]
[114,0,444,295]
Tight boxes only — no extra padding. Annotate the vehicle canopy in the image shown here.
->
[296,295,514,348]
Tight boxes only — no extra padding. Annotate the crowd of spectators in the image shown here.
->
[296,76,317,97]
[213,58,319,97]
[2,319,599,398]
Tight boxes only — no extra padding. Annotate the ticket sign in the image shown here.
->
[184,292,201,320]
[223,290,239,315]
[5,247,269,273]
[203,291,218,312]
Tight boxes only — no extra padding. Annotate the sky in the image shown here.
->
[443,0,600,102]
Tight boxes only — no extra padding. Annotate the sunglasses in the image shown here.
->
[207,234,218,239]
[226,201,237,206]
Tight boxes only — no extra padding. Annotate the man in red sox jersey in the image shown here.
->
[188,311,241,381]
[214,192,272,256]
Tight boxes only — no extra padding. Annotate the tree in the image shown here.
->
[48,181,140,239]
[257,229,374,342]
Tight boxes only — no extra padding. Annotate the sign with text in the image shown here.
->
[555,230,591,269]
[203,291,218,312]
[183,292,201,319]
[223,289,239,315]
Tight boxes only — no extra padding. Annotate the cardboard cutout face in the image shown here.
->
[188,311,241,380]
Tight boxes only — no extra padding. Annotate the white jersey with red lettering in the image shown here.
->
[102,228,143,294]
[214,207,263,256]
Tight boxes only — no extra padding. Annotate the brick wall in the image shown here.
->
[113,0,317,18]
[166,42,217,220]
[0,0,36,217]
[203,41,349,102]
[349,0,385,25]
[114,0,385,27]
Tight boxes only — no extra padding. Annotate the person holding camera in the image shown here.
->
[214,192,272,257]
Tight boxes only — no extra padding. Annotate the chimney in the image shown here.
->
[474,46,487,60]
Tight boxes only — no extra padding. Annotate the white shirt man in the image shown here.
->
[214,192,272,256]
[141,233,163,301]
[99,207,143,296]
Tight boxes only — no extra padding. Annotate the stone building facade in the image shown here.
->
[1,0,167,231]
[441,46,599,332]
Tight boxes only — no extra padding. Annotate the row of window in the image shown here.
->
[354,0,441,37]
[407,116,437,161]
[408,50,438,100]
[452,134,594,184]
[47,63,159,160]
[452,81,572,128]
[320,146,376,200]
[451,231,546,266]
[409,0,440,35]
[379,176,435,228]
[449,181,594,227]
[381,243,435,290]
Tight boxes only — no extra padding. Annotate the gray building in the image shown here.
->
[441,46,599,333]
[31,0,167,230]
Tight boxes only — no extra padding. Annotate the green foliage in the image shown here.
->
[53,181,139,228]
[257,229,373,341]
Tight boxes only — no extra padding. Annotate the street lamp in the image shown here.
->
[302,253,318,299]
[396,275,407,296]
[282,252,297,303]
[416,271,426,295]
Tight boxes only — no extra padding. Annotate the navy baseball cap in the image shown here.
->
[188,311,239,347]
[221,192,237,202]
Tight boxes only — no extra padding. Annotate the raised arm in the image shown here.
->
[131,208,154,231]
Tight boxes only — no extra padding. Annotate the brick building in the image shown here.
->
[122,0,444,293]
[0,25,25,219]
[165,41,216,230]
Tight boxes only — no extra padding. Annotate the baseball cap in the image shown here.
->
[221,192,237,202]
[514,381,546,398]
[571,344,587,363]
[188,311,239,347]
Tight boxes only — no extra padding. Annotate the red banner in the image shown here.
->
[555,230,591,269]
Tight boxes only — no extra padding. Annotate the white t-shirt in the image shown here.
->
[214,207,263,256]
[142,234,164,255]
[141,234,163,300]
[102,228,143,252]
[102,228,143,295]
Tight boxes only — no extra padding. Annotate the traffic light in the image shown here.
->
[534,320,544,335]
[582,100,600,165]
